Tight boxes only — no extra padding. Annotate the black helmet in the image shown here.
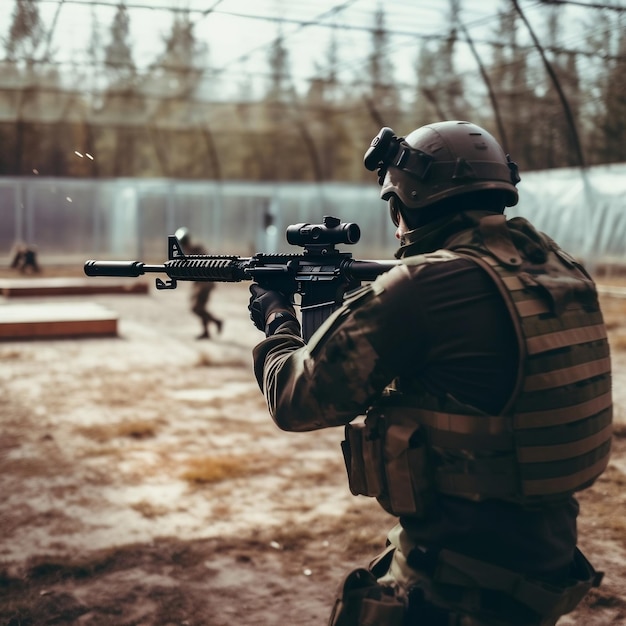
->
[175,227,190,246]
[364,121,520,210]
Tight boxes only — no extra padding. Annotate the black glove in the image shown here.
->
[248,284,299,336]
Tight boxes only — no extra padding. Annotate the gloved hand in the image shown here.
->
[248,284,299,336]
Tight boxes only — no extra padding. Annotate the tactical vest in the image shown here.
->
[342,215,612,515]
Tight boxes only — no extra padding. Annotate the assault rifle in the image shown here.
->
[84,216,399,340]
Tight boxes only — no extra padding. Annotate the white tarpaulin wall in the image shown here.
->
[0,163,624,266]
[510,163,626,265]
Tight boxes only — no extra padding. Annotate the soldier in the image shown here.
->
[175,227,223,339]
[248,121,612,625]
[10,242,40,274]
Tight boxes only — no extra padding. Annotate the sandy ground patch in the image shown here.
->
[1,277,625,625]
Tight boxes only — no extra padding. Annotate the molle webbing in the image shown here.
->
[342,235,613,511]
[424,249,613,502]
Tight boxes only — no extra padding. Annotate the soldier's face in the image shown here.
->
[389,199,410,240]
[395,220,409,240]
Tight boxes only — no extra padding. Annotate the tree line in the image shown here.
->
[0,0,624,182]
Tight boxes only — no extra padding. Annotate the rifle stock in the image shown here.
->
[84,216,399,340]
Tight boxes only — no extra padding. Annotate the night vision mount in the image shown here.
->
[363,126,434,185]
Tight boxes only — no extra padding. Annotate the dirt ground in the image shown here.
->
[1,270,626,626]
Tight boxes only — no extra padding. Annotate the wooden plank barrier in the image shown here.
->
[0,278,148,298]
[0,302,118,340]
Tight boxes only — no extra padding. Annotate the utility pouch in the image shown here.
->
[383,419,430,516]
[342,422,384,498]
[342,410,432,517]
[327,567,405,626]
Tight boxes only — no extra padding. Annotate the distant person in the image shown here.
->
[175,227,223,340]
[10,242,41,274]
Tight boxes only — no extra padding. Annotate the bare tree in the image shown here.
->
[146,10,212,178]
[309,25,341,105]
[262,29,305,180]
[98,3,143,177]
[589,9,626,164]
[414,41,448,125]
[5,0,45,62]
[305,26,351,180]
[411,0,467,127]
[487,3,537,170]
[537,6,584,168]
[103,3,135,86]
[266,29,290,103]
[365,6,400,127]
[3,0,44,173]
[438,0,467,119]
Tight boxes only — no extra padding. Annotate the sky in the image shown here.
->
[0,0,620,99]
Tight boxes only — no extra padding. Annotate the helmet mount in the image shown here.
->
[364,127,434,186]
